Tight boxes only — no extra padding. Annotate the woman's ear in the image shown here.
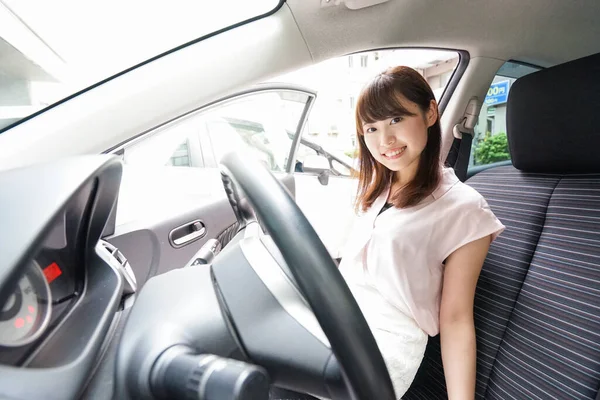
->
[426,100,438,127]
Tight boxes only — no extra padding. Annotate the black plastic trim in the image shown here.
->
[0,156,126,400]
[80,306,133,400]
[211,243,339,398]
[114,257,241,399]
[211,267,251,362]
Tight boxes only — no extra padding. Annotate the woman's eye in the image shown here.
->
[390,117,403,124]
[365,127,376,133]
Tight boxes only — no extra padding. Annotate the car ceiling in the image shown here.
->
[287,0,600,67]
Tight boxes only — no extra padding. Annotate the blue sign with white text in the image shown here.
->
[484,80,510,105]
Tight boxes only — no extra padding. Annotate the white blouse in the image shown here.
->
[339,168,505,337]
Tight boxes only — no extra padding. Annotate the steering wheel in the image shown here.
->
[115,152,396,400]
[219,152,396,400]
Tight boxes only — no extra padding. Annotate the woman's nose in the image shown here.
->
[381,131,396,147]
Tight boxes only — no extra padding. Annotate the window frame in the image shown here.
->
[360,55,368,68]
[115,84,316,173]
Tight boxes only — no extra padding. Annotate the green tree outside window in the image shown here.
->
[474,132,510,165]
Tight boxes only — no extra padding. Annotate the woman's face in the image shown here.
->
[362,98,436,174]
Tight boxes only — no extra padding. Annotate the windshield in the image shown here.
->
[0,0,280,132]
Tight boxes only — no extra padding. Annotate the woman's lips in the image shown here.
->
[382,146,407,160]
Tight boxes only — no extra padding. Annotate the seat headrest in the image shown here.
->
[507,52,600,173]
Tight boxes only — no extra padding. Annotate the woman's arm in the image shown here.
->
[440,235,492,400]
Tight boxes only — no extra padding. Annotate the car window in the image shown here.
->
[269,49,460,178]
[202,92,309,172]
[167,142,192,167]
[123,116,203,168]
[470,61,541,168]
[122,90,311,172]
[0,0,281,132]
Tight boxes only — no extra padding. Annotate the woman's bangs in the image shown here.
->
[356,76,416,132]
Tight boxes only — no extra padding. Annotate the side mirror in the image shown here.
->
[303,154,331,186]
[317,170,330,186]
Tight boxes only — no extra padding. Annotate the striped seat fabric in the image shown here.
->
[404,166,600,399]
[404,49,600,400]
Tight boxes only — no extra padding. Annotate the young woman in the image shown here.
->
[272,66,504,400]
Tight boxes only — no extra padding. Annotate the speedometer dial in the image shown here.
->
[0,261,52,347]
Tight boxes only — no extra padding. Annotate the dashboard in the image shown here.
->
[0,154,352,400]
[0,211,82,365]
[0,156,129,400]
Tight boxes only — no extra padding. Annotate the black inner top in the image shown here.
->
[379,202,394,215]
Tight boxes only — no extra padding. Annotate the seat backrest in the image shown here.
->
[405,52,600,399]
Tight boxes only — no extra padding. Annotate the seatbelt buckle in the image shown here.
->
[453,123,473,139]
[453,97,480,139]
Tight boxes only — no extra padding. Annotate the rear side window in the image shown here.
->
[470,62,540,168]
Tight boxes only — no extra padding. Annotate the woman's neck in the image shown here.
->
[393,157,420,187]
[393,173,413,188]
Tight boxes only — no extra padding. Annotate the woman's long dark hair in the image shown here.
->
[355,66,442,212]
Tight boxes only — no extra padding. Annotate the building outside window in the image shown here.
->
[360,55,368,68]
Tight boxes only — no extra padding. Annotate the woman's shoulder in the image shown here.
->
[432,169,505,258]
[434,167,489,209]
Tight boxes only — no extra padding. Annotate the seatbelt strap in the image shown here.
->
[444,137,460,169]
[452,125,473,182]
[444,97,480,182]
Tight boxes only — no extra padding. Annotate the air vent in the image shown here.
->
[100,240,137,296]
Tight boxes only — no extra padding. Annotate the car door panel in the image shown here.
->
[104,166,297,289]
[102,166,231,287]
[105,197,236,288]
[105,85,313,287]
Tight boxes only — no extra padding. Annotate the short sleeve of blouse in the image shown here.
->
[442,195,505,261]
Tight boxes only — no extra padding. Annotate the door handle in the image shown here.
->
[169,220,206,248]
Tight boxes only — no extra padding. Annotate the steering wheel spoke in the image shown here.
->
[212,234,341,397]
